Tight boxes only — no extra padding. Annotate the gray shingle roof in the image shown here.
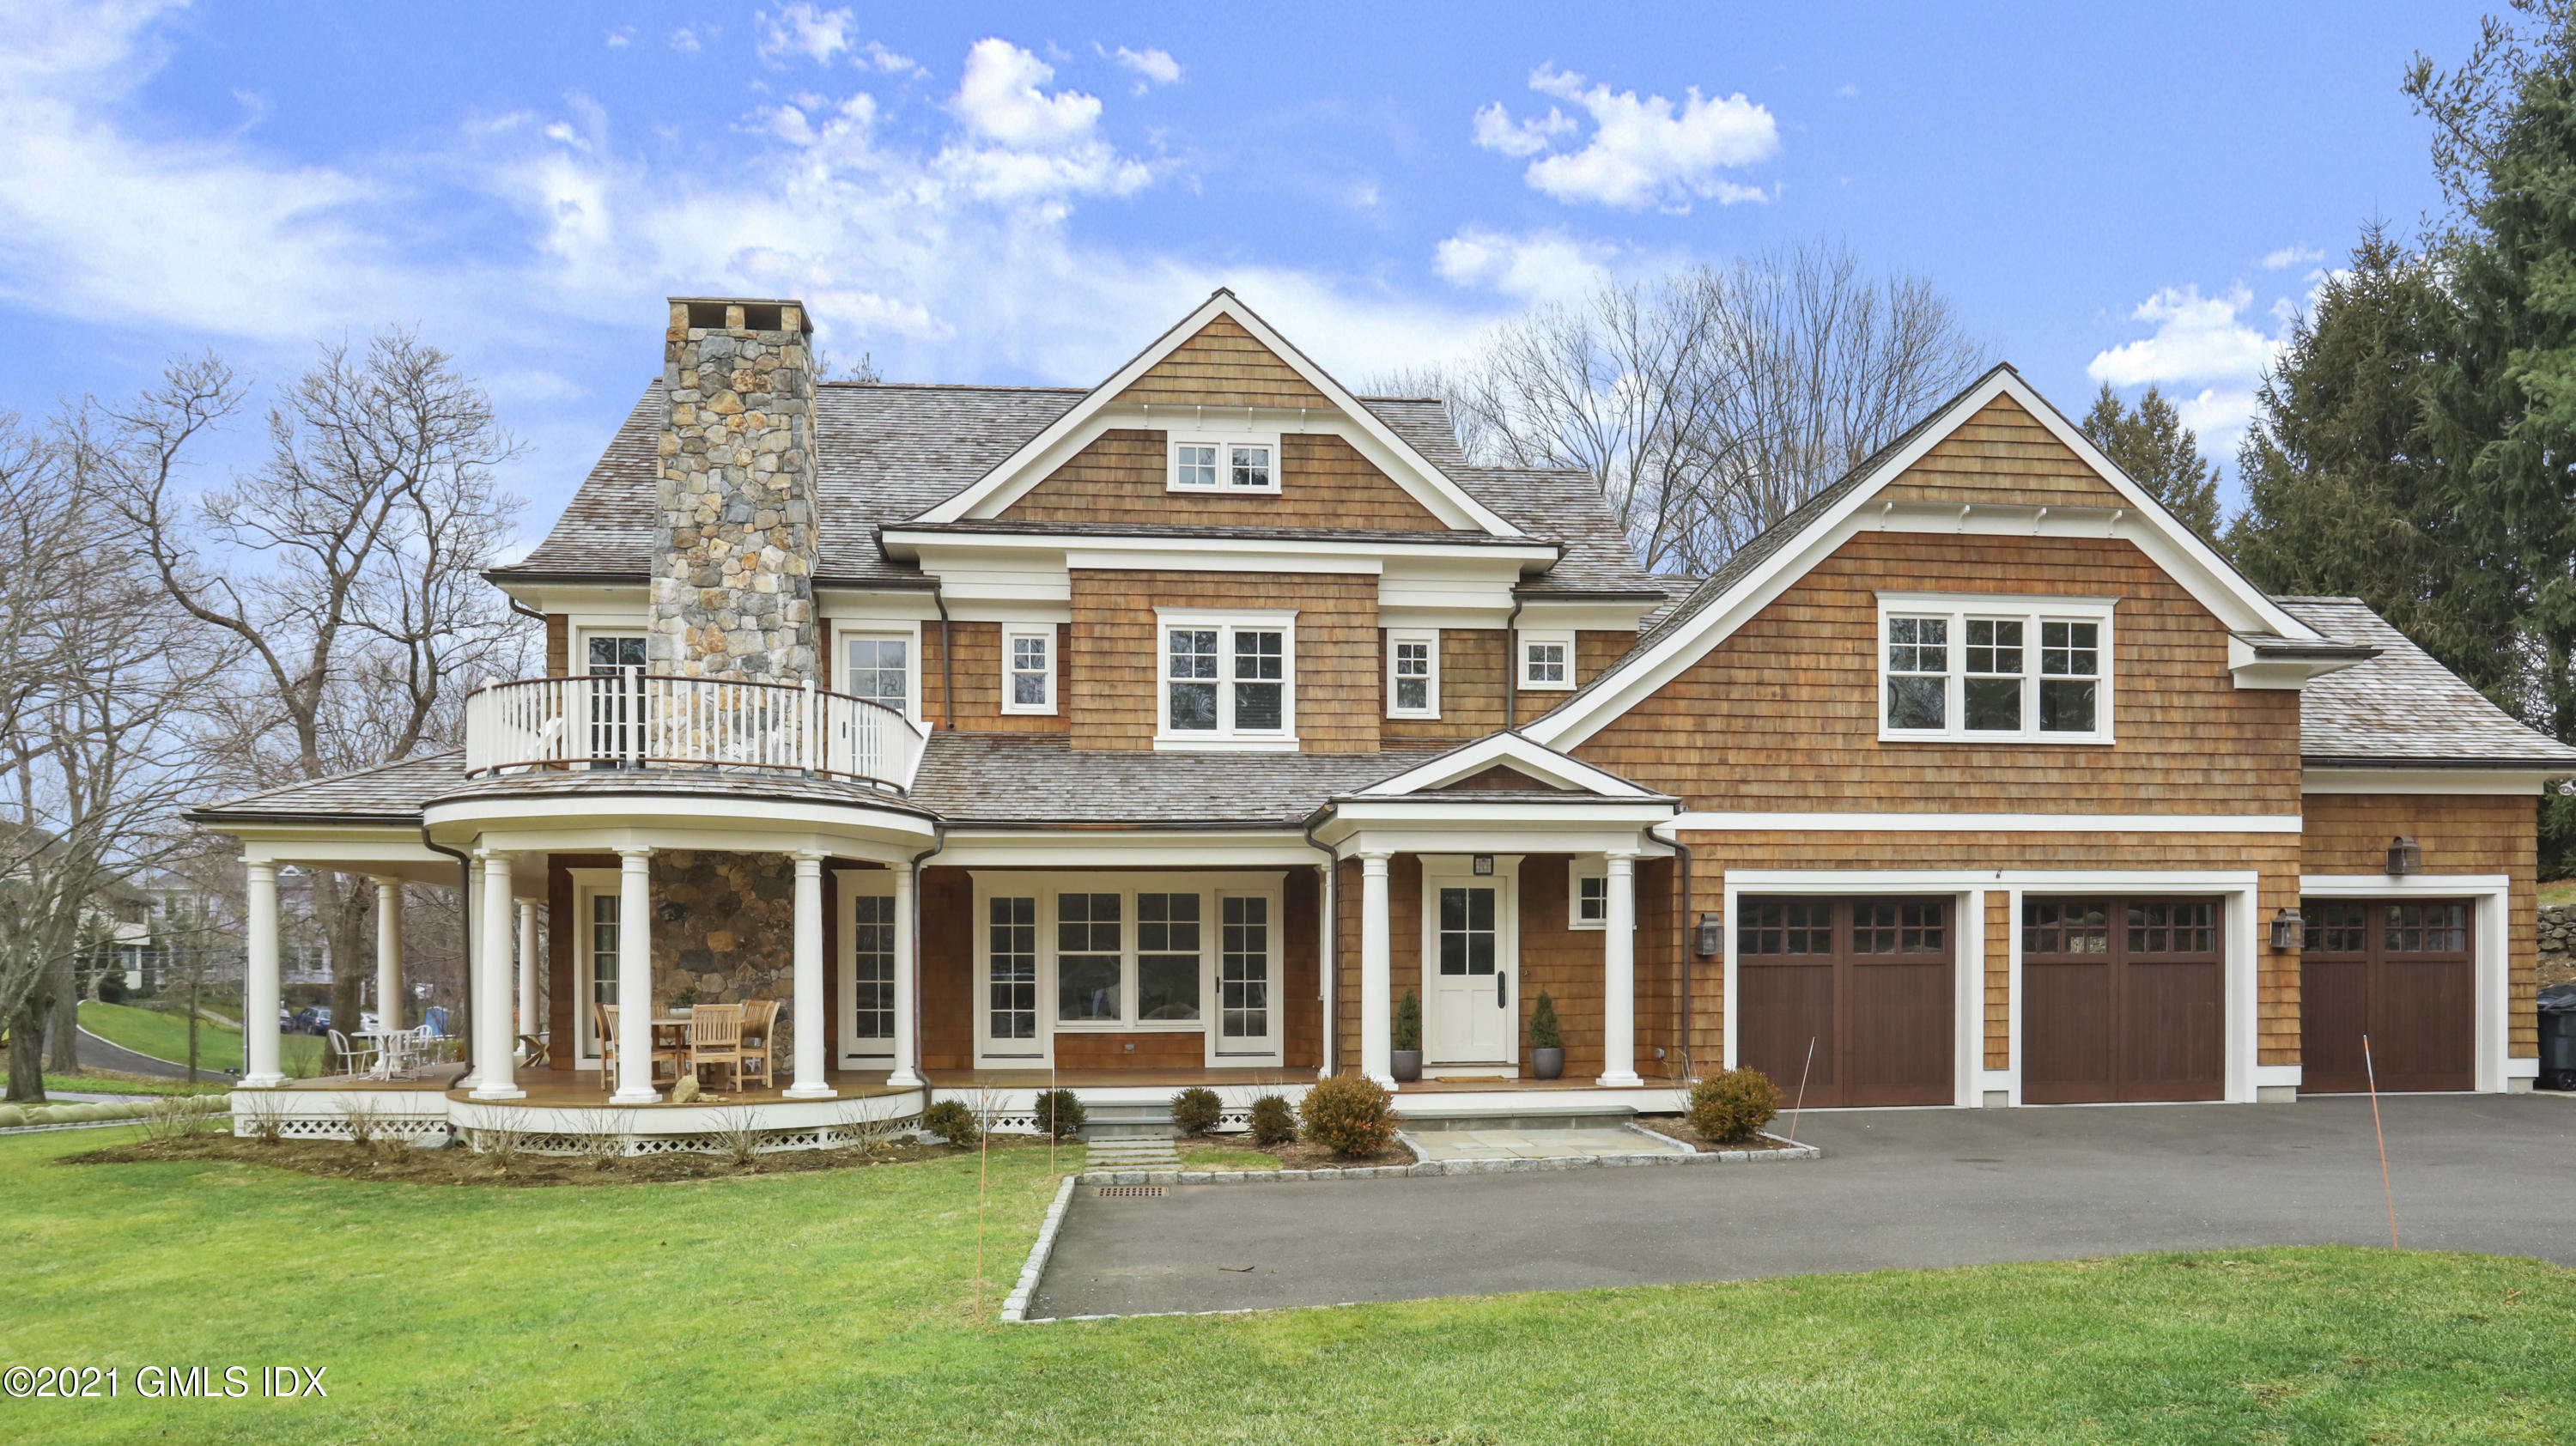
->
[186,752,471,823]
[495,384,1658,596]
[2274,598,2576,768]
[911,732,1451,824]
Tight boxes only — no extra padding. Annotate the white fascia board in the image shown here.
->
[816,589,943,623]
[1322,799,1675,828]
[2226,635,2371,690]
[422,793,938,854]
[1668,811,2304,833]
[2300,872,2512,892]
[2302,768,2561,795]
[903,544,1074,604]
[1379,605,1513,630]
[938,830,1323,867]
[911,292,1522,537]
[891,528,1551,569]
[943,598,1076,625]
[495,581,647,615]
[1321,821,1677,857]
[1528,369,2318,750]
[1725,867,2261,889]
[1360,732,1656,798]
[1069,547,1382,576]
[1513,598,1662,631]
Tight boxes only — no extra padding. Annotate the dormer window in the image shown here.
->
[1168,433,1281,495]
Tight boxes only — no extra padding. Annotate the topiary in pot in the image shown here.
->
[1390,989,1424,1084]
[1246,1094,1296,1146]
[1527,991,1565,1080]
[920,1098,981,1148]
[1299,1073,1398,1158]
[1170,1086,1223,1135]
[1032,1088,1085,1139]
[1686,1068,1782,1145]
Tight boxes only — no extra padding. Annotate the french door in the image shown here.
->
[1213,892,1279,1059]
[585,635,647,767]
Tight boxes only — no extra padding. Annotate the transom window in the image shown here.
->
[1003,625,1055,714]
[1157,612,1296,746]
[844,634,912,716]
[1168,434,1281,493]
[1878,595,2112,743]
[1388,629,1438,718]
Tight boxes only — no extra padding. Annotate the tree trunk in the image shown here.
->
[316,872,368,1073]
[44,950,78,1074]
[8,991,50,1103]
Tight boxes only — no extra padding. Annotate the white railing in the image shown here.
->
[464,674,927,793]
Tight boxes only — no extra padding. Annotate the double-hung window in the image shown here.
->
[1157,610,1296,748]
[1168,433,1281,494]
[1877,594,2112,743]
[1002,625,1054,714]
[1388,628,1439,718]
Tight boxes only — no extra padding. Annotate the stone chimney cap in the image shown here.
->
[668,297,814,334]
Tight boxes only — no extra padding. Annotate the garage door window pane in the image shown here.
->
[1852,900,1946,953]
[2304,901,2369,953]
[2023,898,2110,956]
[2127,901,2215,956]
[2385,902,2467,953]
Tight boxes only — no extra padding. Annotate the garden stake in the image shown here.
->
[1786,1036,1816,1143]
[2365,1034,2397,1249]
[975,1089,991,1324]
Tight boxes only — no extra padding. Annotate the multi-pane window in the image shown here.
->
[586,894,619,1053]
[845,635,910,715]
[1880,599,2112,741]
[2022,898,2111,955]
[1137,893,1201,1021]
[987,896,1037,1041]
[1170,437,1279,492]
[2383,902,2468,953]
[586,635,647,765]
[1004,627,1054,714]
[1437,888,1498,975]
[2303,901,2371,953]
[849,896,896,1040]
[1056,893,1122,1022]
[1388,630,1437,717]
[1160,617,1294,741]
[1173,443,1218,489]
[1230,445,1272,489]
[1520,632,1573,689]
[1738,898,1832,955]
[1220,896,1270,1042]
[2127,901,2215,955]
[1573,872,1607,928]
[1852,901,1947,954]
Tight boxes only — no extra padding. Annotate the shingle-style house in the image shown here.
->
[189,293,2576,1145]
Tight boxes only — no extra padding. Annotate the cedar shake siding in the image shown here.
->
[2302,793,2541,1059]
[1002,429,1448,531]
[925,622,1075,732]
[1111,314,1332,410]
[1067,568,1382,753]
[1874,394,2131,510]
[1380,628,1642,742]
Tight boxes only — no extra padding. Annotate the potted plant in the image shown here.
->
[1391,988,1423,1083]
[1527,990,1564,1080]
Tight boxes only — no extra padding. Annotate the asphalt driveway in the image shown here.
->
[1033,1093,2576,1319]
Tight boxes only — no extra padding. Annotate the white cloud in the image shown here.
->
[951,37,1102,147]
[2260,244,2325,271]
[669,27,702,54]
[1432,226,1615,307]
[2087,283,2302,454]
[1473,64,1777,211]
[755,4,854,66]
[858,41,924,76]
[1109,45,1182,89]
[605,26,634,49]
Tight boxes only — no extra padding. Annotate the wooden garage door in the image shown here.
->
[2022,897,2225,1104]
[2300,899,2473,1094]
[1736,897,1953,1108]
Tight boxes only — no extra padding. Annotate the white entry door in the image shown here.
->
[1425,873,1516,1064]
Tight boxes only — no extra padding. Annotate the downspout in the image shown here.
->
[1503,594,1526,732]
[932,583,954,731]
[1654,821,1693,1082]
[1303,809,1338,1079]
[906,823,947,1103]
[422,829,474,1082]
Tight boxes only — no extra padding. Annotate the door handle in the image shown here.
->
[1498,975,1507,1008]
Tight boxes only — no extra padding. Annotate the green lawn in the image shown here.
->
[39,1073,233,1097]
[2541,878,2576,908]
[75,1000,324,1077]
[3,1127,2573,1443]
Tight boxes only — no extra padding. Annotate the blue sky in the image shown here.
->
[0,1,2482,547]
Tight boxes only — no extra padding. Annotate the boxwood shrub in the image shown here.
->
[1686,1068,1782,1144]
[1298,1073,1397,1158]
[1170,1086,1223,1135]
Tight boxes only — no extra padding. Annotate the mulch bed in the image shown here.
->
[1631,1115,1808,1154]
[1176,1132,1413,1170]
[62,1131,1054,1188]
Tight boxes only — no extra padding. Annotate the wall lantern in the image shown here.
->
[1472,854,1494,876]
[2269,907,2304,951]
[1695,910,1723,959]
[2386,835,2422,877]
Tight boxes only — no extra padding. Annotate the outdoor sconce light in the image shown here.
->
[1472,854,1494,876]
[1695,910,1723,958]
[2270,907,2303,951]
[2387,835,2422,876]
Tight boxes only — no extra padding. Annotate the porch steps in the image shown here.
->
[1080,1103,1186,1140]
[1081,1133,1180,1170]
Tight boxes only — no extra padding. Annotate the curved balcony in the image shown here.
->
[463,674,927,793]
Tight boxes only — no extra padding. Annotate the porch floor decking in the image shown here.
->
[270,1064,1686,1103]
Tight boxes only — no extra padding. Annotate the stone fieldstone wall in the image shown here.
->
[651,300,818,681]
[649,849,799,1067]
[2542,902,2574,989]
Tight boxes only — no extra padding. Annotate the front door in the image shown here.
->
[1213,891,1281,1060]
[1428,883,1511,1062]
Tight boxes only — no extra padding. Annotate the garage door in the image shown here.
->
[2300,899,2473,1094]
[2022,896,2225,1103]
[1736,896,1953,1108]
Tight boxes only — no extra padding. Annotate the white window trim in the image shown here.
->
[969,872,1287,1067]
[1517,629,1576,691]
[1569,859,1607,930]
[1387,627,1441,720]
[835,869,897,1064]
[831,620,924,722]
[1000,623,1056,716]
[566,866,620,1068]
[572,623,649,674]
[1154,607,1298,751]
[1874,592,2117,745]
[1167,429,1285,495]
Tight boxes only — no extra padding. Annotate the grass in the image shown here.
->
[1179,1143,1279,1170]
[39,1072,233,1097]
[2540,878,2576,908]
[5,1127,2574,1443]
[75,999,325,1077]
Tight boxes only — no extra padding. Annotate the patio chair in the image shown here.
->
[327,1029,377,1080]
[735,998,778,1091]
[597,1003,682,1093]
[685,1003,744,1092]
[517,1033,551,1070]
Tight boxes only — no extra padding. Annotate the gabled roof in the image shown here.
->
[1353,732,1660,799]
[908,290,1525,537]
[2275,598,2576,769]
[1525,365,2328,748]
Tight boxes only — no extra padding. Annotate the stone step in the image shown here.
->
[1396,1100,1641,1133]
[1083,1137,1181,1166]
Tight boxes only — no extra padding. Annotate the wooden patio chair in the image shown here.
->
[685,1003,743,1092]
[735,998,779,1091]
[594,1003,619,1096]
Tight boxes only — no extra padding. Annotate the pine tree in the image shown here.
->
[2078,384,2222,539]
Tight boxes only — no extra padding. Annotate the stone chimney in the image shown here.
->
[650,297,819,681]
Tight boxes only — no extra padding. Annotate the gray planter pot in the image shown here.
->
[1530,1047,1565,1081]
[1390,1048,1423,1083]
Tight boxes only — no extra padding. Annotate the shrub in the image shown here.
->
[96,974,127,1005]
[1033,1088,1086,1139]
[1246,1094,1297,1146]
[1527,991,1562,1050]
[0,1105,22,1127]
[1687,1068,1782,1144]
[1299,1073,1398,1158]
[1394,989,1421,1051]
[920,1099,981,1147]
[1170,1086,1223,1135]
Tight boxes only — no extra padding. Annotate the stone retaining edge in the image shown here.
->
[1073,1133,1818,1186]
[1001,1174,1081,1325]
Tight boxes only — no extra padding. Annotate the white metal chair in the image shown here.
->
[328,1029,378,1080]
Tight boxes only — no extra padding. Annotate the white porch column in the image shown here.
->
[1598,851,1643,1087]
[611,848,659,1104]
[783,851,835,1098]
[470,853,523,1100]
[240,860,285,1088]
[515,897,540,1049]
[1359,852,1394,1087]
[887,860,923,1089]
[372,876,404,1036]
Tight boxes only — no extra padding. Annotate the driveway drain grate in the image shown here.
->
[1094,1185,1166,1198]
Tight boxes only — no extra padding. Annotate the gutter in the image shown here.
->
[932,580,954,732]
[421,828,476,1077]
[1503,593,1525,732]
[905,823,947,1103]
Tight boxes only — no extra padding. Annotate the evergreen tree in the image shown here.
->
[2077,383,2222,539]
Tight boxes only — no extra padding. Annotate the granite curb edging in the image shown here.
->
[1073,1130,1816,1186]
[1002,1174,1081,1325]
